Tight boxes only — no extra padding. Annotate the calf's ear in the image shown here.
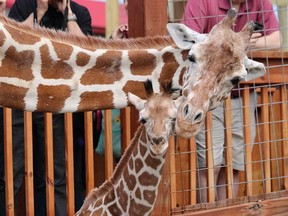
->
[128,93,146,111]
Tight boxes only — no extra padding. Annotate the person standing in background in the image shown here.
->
[182,0,281,203]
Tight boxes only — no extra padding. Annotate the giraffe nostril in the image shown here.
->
[183,104,190,116]
[152,137,163,145]
[192,110,204,124]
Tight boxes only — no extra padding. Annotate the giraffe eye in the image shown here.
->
[170,117,176,122]
[139,118,147,124]
[231,76,243,85]
[188,54,196,63]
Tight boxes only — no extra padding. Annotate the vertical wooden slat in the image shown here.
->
[44,112,54,216]
[170,136,177,209]
[64,113,74,215]
[106,0,119,37]
[224,98,234,199]
[3,107,14,216]
[24,111,34,216]
[189,138,197,205]
[104,109,113,179]
[261,88,271,193]
[120,107,131,154]
[242,86,253,196]
[84,111,94,193]
[280,85,288,189]
[206,112,215,203]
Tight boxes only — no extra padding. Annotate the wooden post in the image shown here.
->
[44,113,55,216]
[84,112,95,193]
[280,85,288,189]
[260,88,271,193]
[224,98,234,199]
[106,0,119,38]
[243,86,253,196]
[128,0,170,214]
[64,113,75,215]
[24,111,34,216]
[205,112,215,203]
[3,108,14,216]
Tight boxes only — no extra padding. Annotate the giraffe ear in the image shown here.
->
[128,93,147,111]
[173,96,185,109]
[166,23,206,50]
[243,56,266,81]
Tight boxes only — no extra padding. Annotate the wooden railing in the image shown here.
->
[169,50,288,215]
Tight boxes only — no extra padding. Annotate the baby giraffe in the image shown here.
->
[76,80,182,216]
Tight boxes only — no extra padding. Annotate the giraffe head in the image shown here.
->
[167,8,265,138]
[128,80,182,155]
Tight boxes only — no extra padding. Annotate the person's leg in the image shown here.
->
[196,105,225,203]
[11,110,26,211]
[217,168,239,200]
[226,92,257,198]
[33,113,67,216]
[217,97,245,200]
[51,114,67,216]
[32,112,47,216]
[73,112,86,211]
[197,165,221,203]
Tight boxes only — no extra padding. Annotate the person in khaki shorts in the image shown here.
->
[183,0,281,203]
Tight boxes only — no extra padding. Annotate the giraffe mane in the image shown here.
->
[0,15,176,50]
[92,125,144,198]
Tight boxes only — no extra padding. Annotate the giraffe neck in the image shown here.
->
[76,125,167,216]
[0,16,189,112]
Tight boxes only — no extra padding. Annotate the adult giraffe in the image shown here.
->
[167,8,265,138]
[0,8,264,138]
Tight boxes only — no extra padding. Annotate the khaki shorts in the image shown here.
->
[195,92,257,171]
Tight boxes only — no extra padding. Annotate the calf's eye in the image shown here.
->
[188,54,196,63]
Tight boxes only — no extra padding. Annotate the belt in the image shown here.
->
[230,90,241,99]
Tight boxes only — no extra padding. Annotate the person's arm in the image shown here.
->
[251,30,281,49]
[250,0,282,50]
[69,2,92,36]
[66,4,87,36]
[0,0,5,15]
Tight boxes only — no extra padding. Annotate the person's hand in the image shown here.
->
[111,24,129,39]
[0,0,6,15]
[38,0,49,15]
[250,32,262,49]
[49,0,70,14]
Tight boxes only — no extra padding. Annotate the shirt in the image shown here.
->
[183,0,279,36]
[8,0,92,35]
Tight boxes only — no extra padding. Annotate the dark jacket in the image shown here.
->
[8,0,92,35]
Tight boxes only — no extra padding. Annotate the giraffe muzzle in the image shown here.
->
[152,137,164,145]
